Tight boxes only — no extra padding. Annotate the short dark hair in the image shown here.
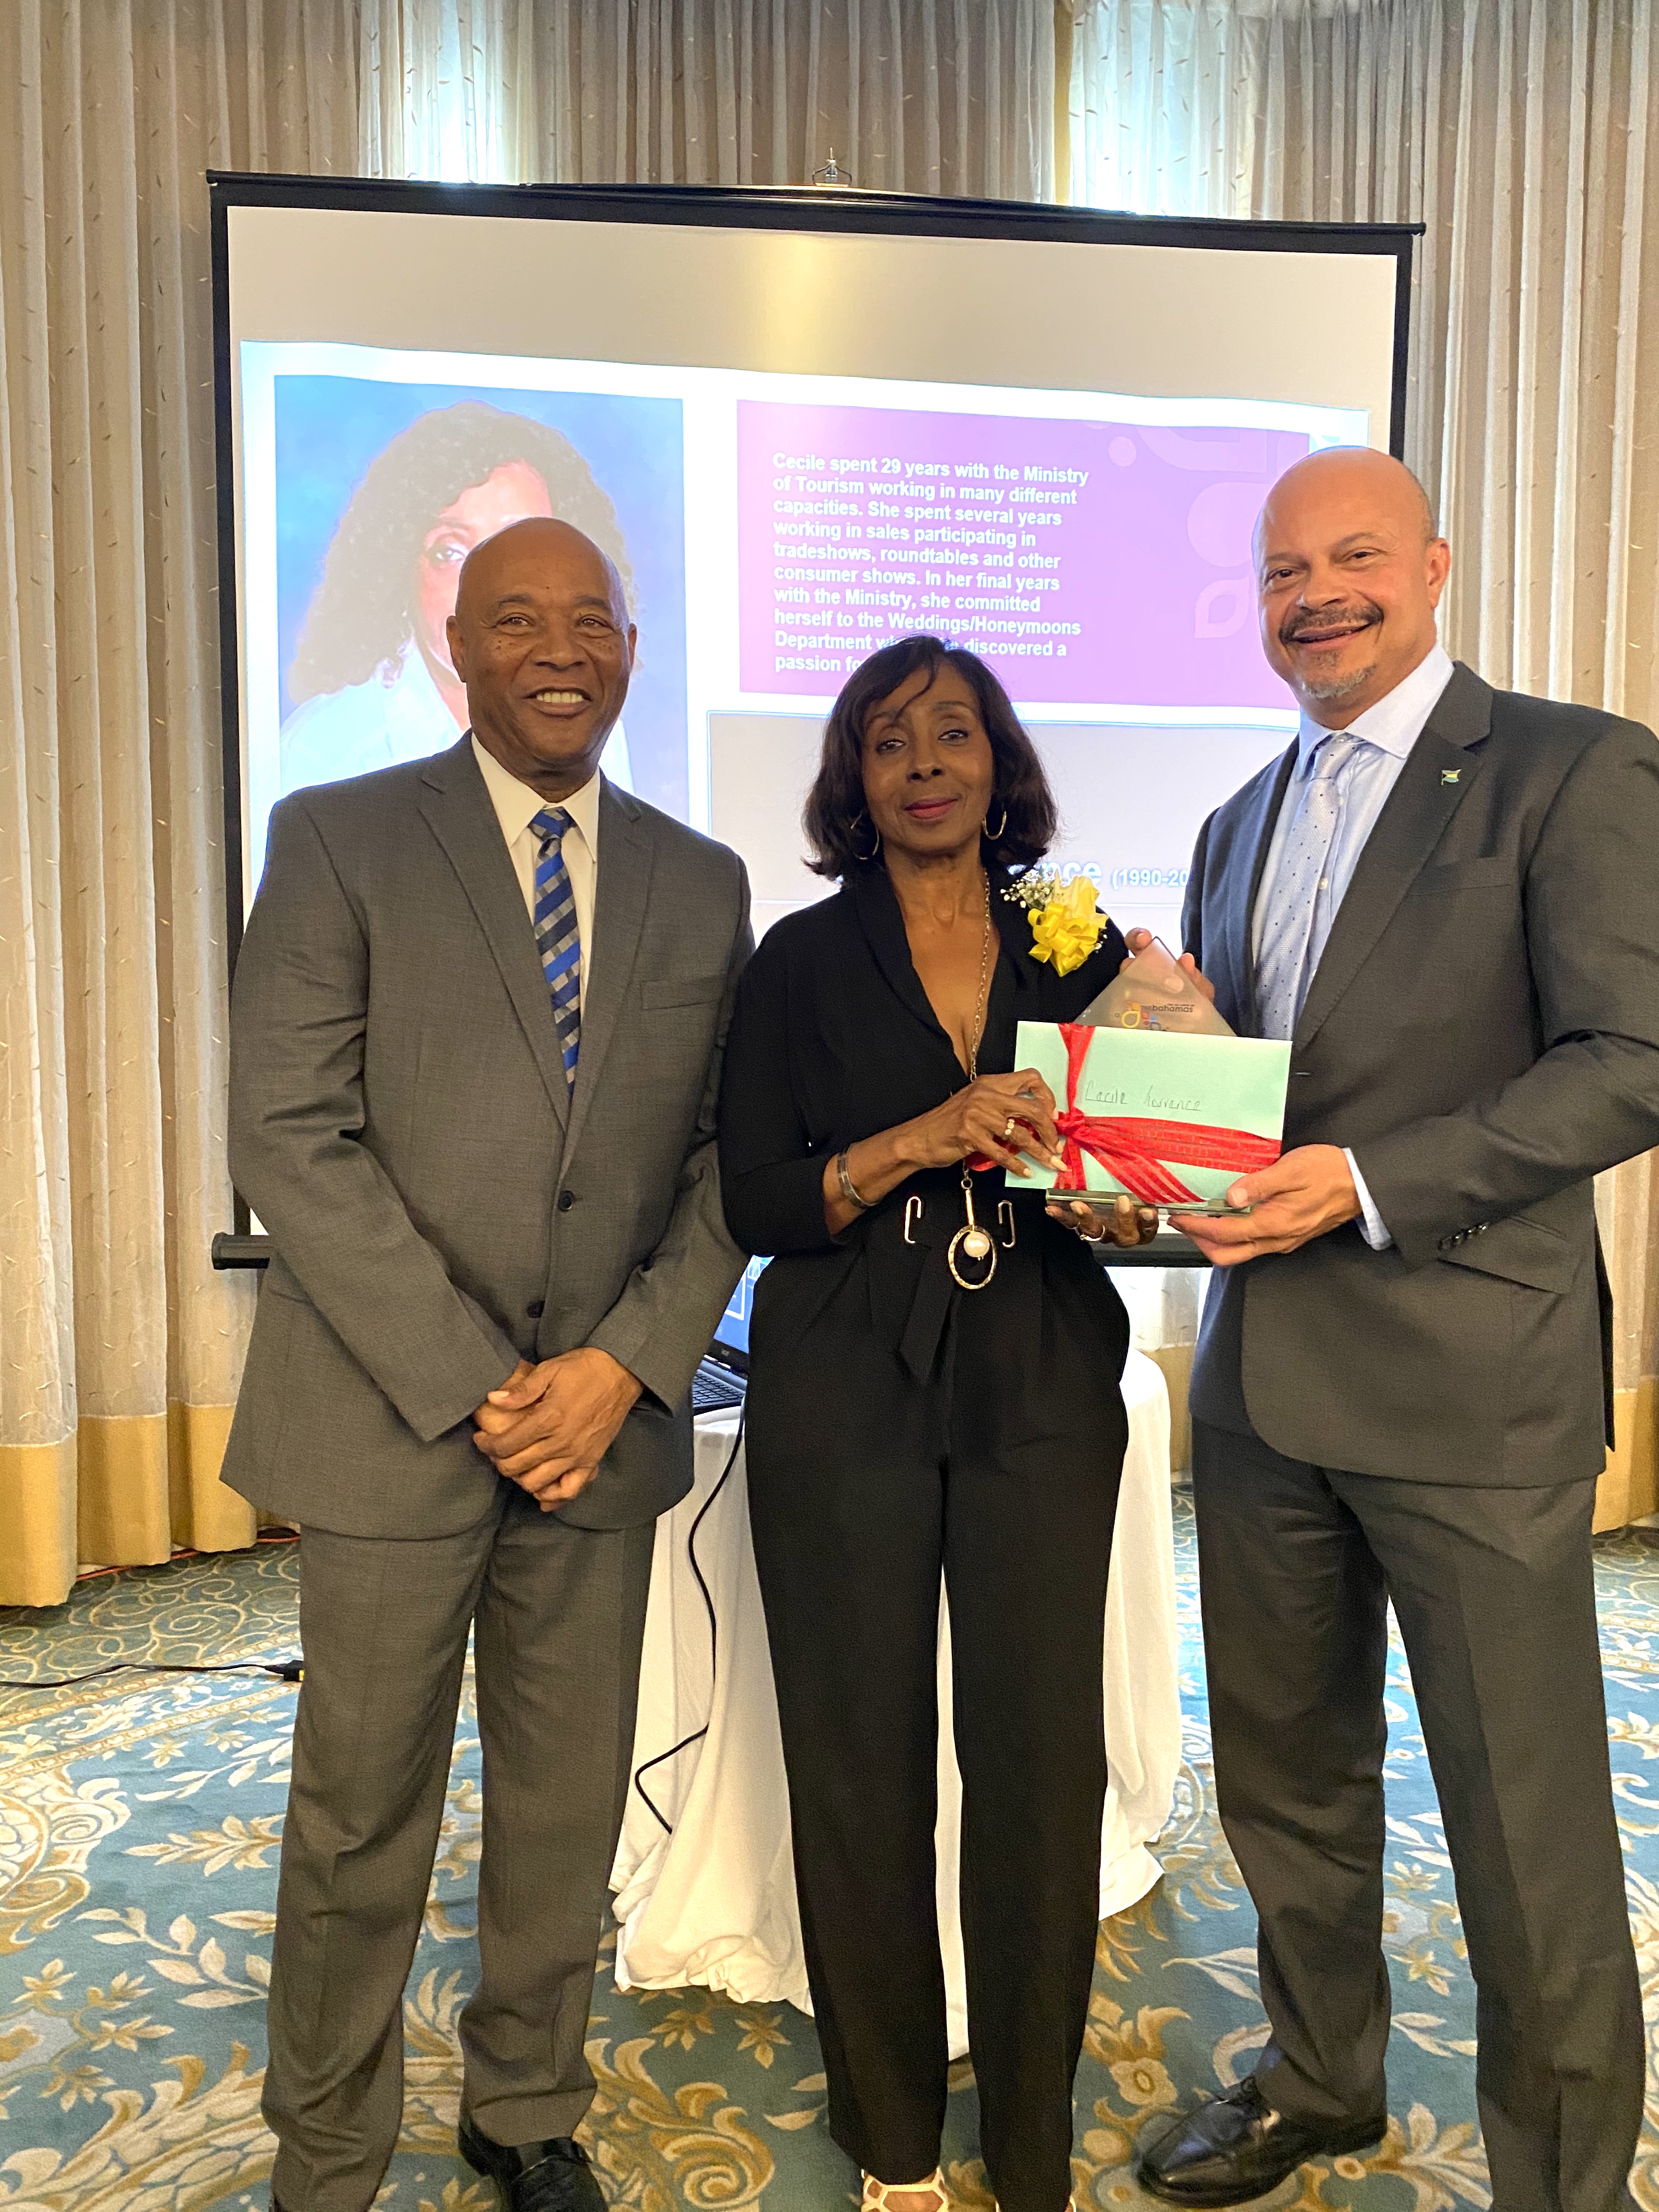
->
[288,402,635,702]
[802,635,1058,881]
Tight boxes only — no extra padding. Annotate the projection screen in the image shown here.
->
[210,178,1415,956]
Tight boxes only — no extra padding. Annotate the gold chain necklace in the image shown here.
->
[947,874,998,1291]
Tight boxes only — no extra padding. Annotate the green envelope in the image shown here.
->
[1009,1022,1292,1212]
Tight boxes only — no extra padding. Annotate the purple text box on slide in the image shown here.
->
[737,399,1310,707]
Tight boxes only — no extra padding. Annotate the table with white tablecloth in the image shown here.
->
[610,1348,1182,2058]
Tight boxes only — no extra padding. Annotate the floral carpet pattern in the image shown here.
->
[3,1505,1659,2211]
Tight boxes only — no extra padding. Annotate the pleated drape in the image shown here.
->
[358,0,1056,196]
[0,1,359,1605]
[1068,0,1659,1524]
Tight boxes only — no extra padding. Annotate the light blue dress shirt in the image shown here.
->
[1250,641,1456,1249]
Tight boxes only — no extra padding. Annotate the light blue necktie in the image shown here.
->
[531,806,582,1085]
[1255,730,1362,1040]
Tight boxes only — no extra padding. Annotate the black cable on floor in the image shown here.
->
[1,1531,305,1688]
[631,1401,746,1835]
[0,1657,304,1691]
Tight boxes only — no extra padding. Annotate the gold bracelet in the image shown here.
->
[836,1148,874,1211]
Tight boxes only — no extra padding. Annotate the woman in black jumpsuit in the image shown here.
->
[717,637,1154,2212]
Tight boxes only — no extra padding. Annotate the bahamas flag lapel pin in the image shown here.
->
[1441,768,1461,784]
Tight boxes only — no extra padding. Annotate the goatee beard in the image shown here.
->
[1298,656,1379,704]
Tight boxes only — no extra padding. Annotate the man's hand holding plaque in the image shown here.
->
[1015,930,1293,1228]
[1054,928,1361,1265]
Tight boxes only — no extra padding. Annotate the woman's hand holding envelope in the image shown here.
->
[1045,1192,1161,1247]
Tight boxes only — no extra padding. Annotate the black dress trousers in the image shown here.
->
[718,867,1133,2212]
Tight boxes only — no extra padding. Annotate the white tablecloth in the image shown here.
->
[610,1348,1182,2057]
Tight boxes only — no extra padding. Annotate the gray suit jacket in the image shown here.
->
[1185,663,1659,1487]
[223,738,752,1538]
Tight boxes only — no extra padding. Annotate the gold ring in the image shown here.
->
[1003,1116,1018,1139]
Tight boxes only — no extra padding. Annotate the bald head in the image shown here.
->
[455,515,629,630]
[1253,445,1450,725]
[1256,447,1437,560]
[447,514,636,801]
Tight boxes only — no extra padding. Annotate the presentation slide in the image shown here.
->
[224,196,1401,943]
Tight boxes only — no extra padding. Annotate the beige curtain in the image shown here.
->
[1068,0,1659,1523]
[359,0,1056,194]
[0,1,359,1605]
[0,0,1055,1608]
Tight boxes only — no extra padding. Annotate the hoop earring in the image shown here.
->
[850,810,882,862]
[984,800,1008,842]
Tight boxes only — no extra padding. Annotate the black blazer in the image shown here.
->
[718,864,1131,1383]
[1184,662,1659,1487]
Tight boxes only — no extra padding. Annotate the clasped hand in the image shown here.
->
[1118,928,1361,1265]
[471,1346,642,1510]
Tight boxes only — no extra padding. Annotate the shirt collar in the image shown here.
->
[470,733,602,856]
[1295,640,1456,769]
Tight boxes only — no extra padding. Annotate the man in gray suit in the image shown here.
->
[224,518,751,2212]
[1132,450,1659,2210]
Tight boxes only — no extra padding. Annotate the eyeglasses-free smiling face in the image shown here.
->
[448,516,635,800]
[1255,447,1451,725]
[859,661,998,862]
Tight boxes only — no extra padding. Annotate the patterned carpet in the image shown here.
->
[3,1501,1658,2212]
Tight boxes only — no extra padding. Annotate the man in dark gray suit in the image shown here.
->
[224,518,751,2212]
[1132,450,1659,2210]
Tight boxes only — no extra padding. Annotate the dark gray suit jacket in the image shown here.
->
[1185,663,1659,1487]
[222,738,752,1538]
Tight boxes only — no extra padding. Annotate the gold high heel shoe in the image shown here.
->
[861,2175,949,2212]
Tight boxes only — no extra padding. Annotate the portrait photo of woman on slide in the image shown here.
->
[278,399,641,797]
[717,634,1156,2212]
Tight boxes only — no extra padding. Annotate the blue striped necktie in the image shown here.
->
[531,805,582,1085]
[1255,729,1362,1040]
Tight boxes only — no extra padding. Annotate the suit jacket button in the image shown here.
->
[527,1299,544,1318]
[557,1190,575,1212]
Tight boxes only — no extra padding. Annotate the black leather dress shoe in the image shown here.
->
[459,2110,607,2212]
[1133,2078,1385,2207]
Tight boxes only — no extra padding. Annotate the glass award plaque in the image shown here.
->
[1073,936,1235,1037]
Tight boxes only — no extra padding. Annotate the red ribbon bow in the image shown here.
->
[1051,1023,1281,1207]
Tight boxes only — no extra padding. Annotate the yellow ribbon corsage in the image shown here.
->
[1006,867,1108,978]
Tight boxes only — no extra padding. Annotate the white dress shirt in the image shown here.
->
[472,735,600,1012]
[1250,641,1456,1250]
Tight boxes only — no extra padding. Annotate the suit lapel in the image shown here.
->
[563,780,651,1158]
[1294,662,1494,1051]
[1220,744,1297,1035]
[417,740,569,1127]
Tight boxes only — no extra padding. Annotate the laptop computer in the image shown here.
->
[691,1255,768,1415]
